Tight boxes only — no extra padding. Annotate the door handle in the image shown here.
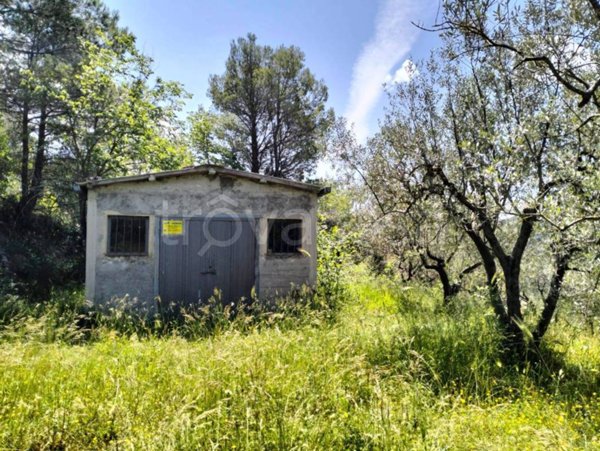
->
[201,269,216,275]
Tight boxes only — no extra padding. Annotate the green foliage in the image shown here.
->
[335,0,600,350]
[0,0,121,211]
[186,106,241,168]
[0,118,13,196]
[358,279,511,398]
[0,267,599,448]
[0,2,191,231]
[55,32,192,181]
[315,218,357,312]
[88,286,340,340]
[444,0,600,110]
[317,180,366,230]
[0,200,82,301]
[43,30,193,232]
[0,289,87,343]
[209,33,332,179]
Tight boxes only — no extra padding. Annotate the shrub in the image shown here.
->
[315,219,357,313]
[0,199,82,301]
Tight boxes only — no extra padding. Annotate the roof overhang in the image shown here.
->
[78,165,329,196]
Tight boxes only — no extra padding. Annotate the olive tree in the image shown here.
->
[365,201,482,303]
[334,119,482,304]
[434,0,600,110]
[338,0,599,355]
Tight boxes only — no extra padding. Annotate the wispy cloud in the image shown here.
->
[385,59,418,84]
[345,0,424,142]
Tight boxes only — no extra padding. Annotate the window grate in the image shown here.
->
[107,216,148,256]
[268,219,302,254]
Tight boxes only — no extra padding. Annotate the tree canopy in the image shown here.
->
[0,0,121,216]
[336,0,600,354]
[187,106,241,169]
[209,33,333,180]
[437,0,600,109]
[0,0,191,228]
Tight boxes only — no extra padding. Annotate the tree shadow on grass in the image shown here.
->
[363,307,600,404]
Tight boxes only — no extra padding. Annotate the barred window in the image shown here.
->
[107,216,148,256]
[268,219,302,254]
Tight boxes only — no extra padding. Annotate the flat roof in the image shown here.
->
[78,165,329,195]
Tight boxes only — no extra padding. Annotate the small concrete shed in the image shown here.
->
[81,165,328,307]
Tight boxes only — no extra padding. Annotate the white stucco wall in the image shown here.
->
[84,172,318,305]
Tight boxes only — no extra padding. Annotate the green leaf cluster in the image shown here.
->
[208,33,333,180]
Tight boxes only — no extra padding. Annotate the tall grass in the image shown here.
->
[0,283,339,344]
[0,266,598,449]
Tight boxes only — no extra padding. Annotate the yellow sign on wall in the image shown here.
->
[162,220,184,236]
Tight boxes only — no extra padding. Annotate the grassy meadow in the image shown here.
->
[0,267,599,450]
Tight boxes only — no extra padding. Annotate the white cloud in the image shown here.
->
[345,0,424,142]
[385,59,418,84]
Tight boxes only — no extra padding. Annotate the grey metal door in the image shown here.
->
[159,217,256,306]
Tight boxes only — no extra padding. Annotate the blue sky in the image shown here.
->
[104,0,440,143]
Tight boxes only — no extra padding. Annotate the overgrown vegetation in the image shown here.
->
[0,266,598,449]
[333,0,600,356]
[0,199,82,301]
[0,0,599,448]
[0,220,349,339]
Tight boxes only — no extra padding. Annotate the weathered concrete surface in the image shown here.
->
[85,173,318,306]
